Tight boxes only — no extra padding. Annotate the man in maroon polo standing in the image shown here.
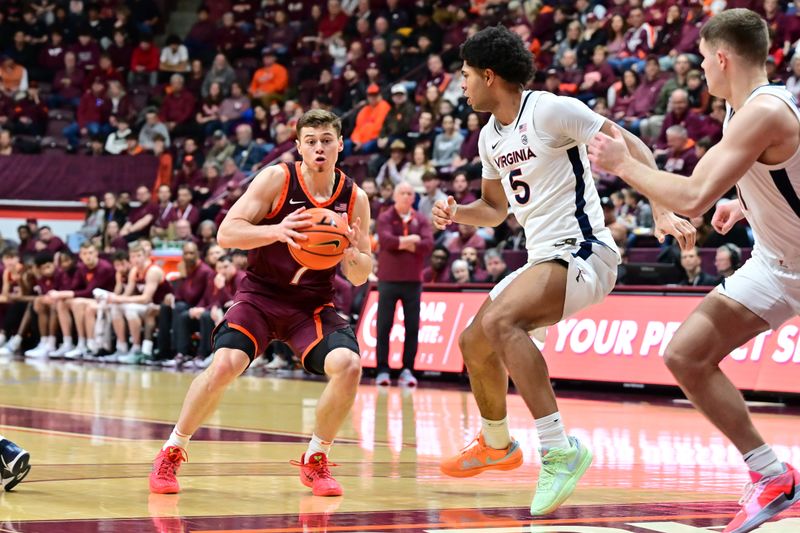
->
[375,181,433,387]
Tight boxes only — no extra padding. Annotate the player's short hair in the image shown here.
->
[79,241,97,251]
[2,248,19,259]
[296,109,342,138]
[700,8,768,65]
[112,250,129,263]
[34,252,55,267]
[128,242,145,255]
[460,25,535,86]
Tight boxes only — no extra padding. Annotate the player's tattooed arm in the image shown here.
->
[341,188,373,286]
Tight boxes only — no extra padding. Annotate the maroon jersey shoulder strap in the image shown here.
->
[264,163,292,220]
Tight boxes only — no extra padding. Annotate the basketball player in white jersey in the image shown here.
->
[589,9,800,532]
[432,25,695,515]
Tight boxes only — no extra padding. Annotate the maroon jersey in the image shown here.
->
[133,262,173,305]
[239,162,358,310]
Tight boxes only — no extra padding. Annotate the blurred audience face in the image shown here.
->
[176,220,194,241]
[380,181,394,201]
[669,90,689,116]
[423,175,440,195]
[461,246,478,265]
[393,182,415,212]
[485,254,507,277]
[236,124,252,145]
[105,220,120,238]
[206,244,225,266]
[39,259,56,279]
[452,173,468,193]
[79,244,99,269]
[113,255,130,275]
[59,252,75,271]
[216,256,235,279]
[177,187,192,207]
[430,249,449,272]
[412,145,427,165]
[442,115,455,134]
[715,248,734,275]
[361,179,377,199]
[666,128,687,152]
[157,185,171,204]
[451,260,470,283]
[681,247,702,274]
[136,186,150,204]
[182,241,199,265]
[39,227,53,242]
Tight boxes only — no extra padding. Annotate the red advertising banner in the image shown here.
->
[356,290,800,393]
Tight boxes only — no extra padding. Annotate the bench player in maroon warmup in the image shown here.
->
[149,109,373,496]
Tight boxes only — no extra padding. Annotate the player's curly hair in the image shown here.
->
[459,25,535,86]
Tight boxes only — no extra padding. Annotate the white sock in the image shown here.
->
[75,337,85,349]
[63,336,74,348]
[305,434,332,461]
[115,341,128,353]
[163,427,191,450]
[744,444,785,477]
[46,336,56,349]
[142,339,153,356]
[535,411,570,451]
[0,334,7,346]
[481,416,511,449]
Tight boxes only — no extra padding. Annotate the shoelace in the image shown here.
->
[156,447,188,478]
[537,449,568,490]
[290,457,340,479]
[737,474,777,506]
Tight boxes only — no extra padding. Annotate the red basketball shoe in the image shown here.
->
[724,463,800,532]
[291,453,343,496]
[149,446,188,494]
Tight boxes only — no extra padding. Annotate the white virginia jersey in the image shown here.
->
[723,85,800,267]
[479,90,618,261]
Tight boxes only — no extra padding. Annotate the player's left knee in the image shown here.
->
[324,349,362,383]
[481,309,516,341]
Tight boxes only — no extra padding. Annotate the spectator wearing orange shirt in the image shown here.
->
[0,56,28,96]
[248,50,288,105]
[343,83,391,156]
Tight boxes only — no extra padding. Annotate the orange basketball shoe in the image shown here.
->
[149,446,188,494]
[292,453,343,497]
[440,433,523,478]
[724,463,800,533]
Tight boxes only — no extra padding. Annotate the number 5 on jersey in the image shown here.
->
[509,168,530,204]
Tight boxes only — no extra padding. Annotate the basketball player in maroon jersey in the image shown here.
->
[150,109,372,497]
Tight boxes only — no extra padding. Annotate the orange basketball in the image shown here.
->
[289,207,349,270]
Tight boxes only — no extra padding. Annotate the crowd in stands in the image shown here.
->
[1,0,784,366]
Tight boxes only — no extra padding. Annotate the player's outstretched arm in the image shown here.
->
[604,120,696,250]
[341,188,372,286]
[431,178,507,230]
[217,165,312,250]
[589,98,779,218]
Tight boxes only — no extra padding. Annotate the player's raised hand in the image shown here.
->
[654,211,696,251]
[588,125,630,174]
[711,201,745,235]
[273,207,312,249]
[341,213,363,263]
[432,196,457,230]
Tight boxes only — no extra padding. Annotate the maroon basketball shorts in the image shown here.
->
[211,295,359,375]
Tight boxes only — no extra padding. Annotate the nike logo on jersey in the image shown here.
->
[491,140,501,150]
[494,147,536,169]
[575,269,585,283]
[289,199,305,205]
